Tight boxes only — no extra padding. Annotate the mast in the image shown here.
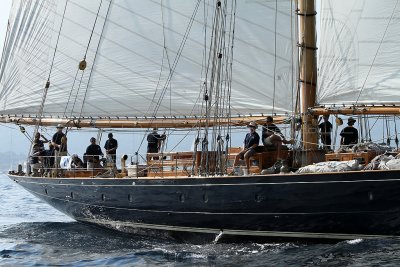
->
[298,0,318,150]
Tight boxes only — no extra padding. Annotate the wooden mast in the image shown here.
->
[298,0,318,150]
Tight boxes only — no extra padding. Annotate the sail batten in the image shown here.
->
[0,0,297,120]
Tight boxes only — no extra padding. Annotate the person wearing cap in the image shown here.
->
[30,132,49,176]
[86,137,104,170]
[147,128,166,159]
[52,124,67,175]
[43,143,55,176]
[262,116,293,160]
[232,122,260,175]
[318,115,333,150]
[262,116,282,141]
[104,133,118,166]
[52,124,65,151]
[340,117,358,148]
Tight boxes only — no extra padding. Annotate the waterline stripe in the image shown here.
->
[78,218,400,240]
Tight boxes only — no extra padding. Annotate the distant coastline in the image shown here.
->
[0,151,26,172]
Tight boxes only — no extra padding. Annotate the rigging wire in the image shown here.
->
[386,115,391,145]
[290,0,297,147]
[84,0,104,60]
[199,0,222,175]
[358,115,363,143]
[30,0,68,159]
[394,116,399,149]
[62,1,106,118]
[367,116,372,142]
[78,0,113,120]
[135,0,202,154]
[135,0,173,154]
[151,0,202,119]
[271,0,278,115]
[63,68,81,116]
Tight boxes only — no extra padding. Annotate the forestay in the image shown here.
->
[318,0,400,106]
[0,0,297,119]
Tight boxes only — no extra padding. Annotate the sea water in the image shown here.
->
[1,174,400,266]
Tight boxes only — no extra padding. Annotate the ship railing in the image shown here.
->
[24,154,115,178]
[17,149,285,178]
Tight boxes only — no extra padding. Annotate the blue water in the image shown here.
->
[1,175,400,266]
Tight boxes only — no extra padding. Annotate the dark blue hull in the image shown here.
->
[8,170,400,240]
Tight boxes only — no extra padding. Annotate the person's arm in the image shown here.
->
[41,134,49,143]
[51,134,57,147]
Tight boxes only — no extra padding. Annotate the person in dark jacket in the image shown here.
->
[147,128,166,159]
[232,122,260,175]
[86,137,104,170]
[104,133,118,166]
[340,117,358,148]
[318,115,333,150]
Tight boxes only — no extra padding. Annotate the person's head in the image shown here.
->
[323,115,329,122]
[72,154,78,160]
[108,133,113,139]
[56,124,64,132]
[266,116,273,124]
[247,122,257,132]
[152,127,158,133]
[34,132,40,139]
[348,117,356,126]
[90,137,96,144]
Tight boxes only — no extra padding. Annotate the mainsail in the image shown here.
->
[318,0,400,107]
[0,0,297,121]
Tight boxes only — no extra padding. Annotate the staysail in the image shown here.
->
[0,0,297,120]
[318,0,400,107]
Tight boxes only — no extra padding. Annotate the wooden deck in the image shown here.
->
[146,146,289,177]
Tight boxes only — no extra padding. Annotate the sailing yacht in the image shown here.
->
[2,0,400,241]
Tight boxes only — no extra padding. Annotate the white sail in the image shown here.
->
[0,0,296,119]
[318,0,400,106]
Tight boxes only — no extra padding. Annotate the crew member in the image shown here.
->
[262,116,293,160]
[71,154,84,168]
[51,124,67,176]
[86,137,104,170]
[232,122,260,175]
[318,115,333,150]
[340,117,358,148]
[104,133,118,166]
[31,132,49,176]
[147,128,166,159]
